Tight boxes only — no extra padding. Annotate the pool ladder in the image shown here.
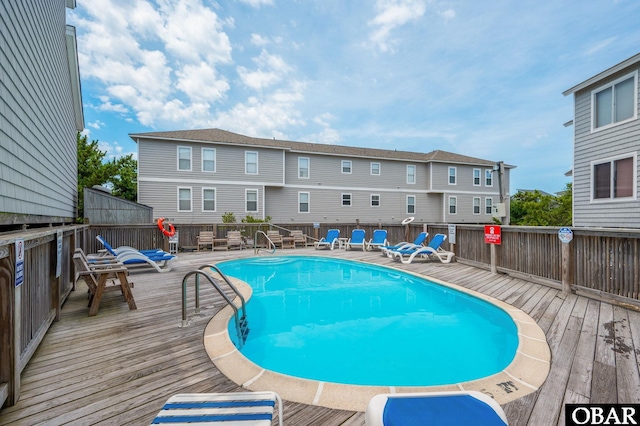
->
[253,230,277,255]
[180,264,249,348]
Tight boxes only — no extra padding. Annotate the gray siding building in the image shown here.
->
[131,129,512,225]
[0,0,83,227]
[564,53,640,228]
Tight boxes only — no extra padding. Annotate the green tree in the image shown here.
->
[77,133,138,221]
[509,184,572,226]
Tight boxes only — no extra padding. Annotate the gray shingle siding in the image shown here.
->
[0,0,80,223]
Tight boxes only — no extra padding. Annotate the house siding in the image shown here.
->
[571,63,640,228]
[0,0,80,223]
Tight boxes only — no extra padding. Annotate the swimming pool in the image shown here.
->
[217,256,518,386]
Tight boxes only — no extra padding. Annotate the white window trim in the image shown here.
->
[245,189,259,212]
[473,168,481,186]
[472,197,481,215]
[245,151,259,175]
[406,195,416,214]
[448,167,457,185]
[448,196,457,214]
[298,191,310,213]
[590,70,638,133]
[371,194,380,207]
[202,187,216,212]
[341,193,352,207]
[406,165,416,184]
[177,146,192,171]
[298,157,310,179]
[177,186,192,212]
[485,197,493,215]
[371,162,381,175]
[201,147,216,173]
[342,160,352,174]
[485,169,494,187]
[589,152,637,203]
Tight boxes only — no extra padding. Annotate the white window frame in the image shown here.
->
[371,194,380,207]
[448,167,457,185]
[371,162,381,175]
[298,157,310,179]
[202,187,216,212]
[590,152,637,203]
[407,165,416,184]
[485,169,493,187]
[473,197,481,215]
[298,191,310,213]
[202,148,216,173]
[591,71,638,133]
[245,151,258,175]
[177,187,192,212]
[342,160,352,174]
[342,193,352,207]
[448,196,457,214]
[406,195,415,214]
[473,168,481,186]
[485,197,493,215]
[177,146,192,171]
[246,189,259,212]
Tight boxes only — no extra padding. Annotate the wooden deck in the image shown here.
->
[1,248,639,425]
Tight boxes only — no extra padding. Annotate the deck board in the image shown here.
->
[1,248,639,425]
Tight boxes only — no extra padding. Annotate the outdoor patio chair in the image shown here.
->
[151,391,283,425]
[391,233,454,264]
[197,231,215,251]
[290,230,308,247]
[365,229,388,251]
[314,229,340,250]
[267,230,283,248]
[345,229,366,250]
[96,235,176,273]
[226,230,244,250]
[380,231,428,257]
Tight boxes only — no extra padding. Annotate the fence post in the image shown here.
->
[561,242,574,294]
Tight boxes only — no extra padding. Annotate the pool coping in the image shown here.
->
[203,262,551,412]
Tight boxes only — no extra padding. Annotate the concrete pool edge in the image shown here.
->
[203,271,551,412]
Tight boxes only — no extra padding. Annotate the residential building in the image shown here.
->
[131,129,512,225]
[563,53,640,228]
[0,0,83,229]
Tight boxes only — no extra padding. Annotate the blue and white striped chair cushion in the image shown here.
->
[151,392,283,425]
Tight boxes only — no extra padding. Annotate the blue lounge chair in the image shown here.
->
[96,235,176,272]
[314,229,340,250]
[366,229,388,251]
[345,229,366,251]
[380,231,428,258]
[151,391,283,425]
[391,233,454,264]
[365,391,507,426]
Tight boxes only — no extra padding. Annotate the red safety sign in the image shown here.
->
[484,225,501,245]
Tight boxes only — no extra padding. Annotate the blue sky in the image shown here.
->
[68,0,640,195]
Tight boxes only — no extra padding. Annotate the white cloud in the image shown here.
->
[176,62,230,103]
[238,0,274,7]
[88,120,105,129]
[238,50,293,90]
[439,9,456,20]
[368,0,426,52]
[584,37,617,56]
[251,34,270,46]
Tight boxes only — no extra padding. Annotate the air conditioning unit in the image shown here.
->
[492,203,506,218]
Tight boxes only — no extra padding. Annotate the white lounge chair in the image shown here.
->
[391,233,454,264]
[151,391,283,425]
[380,231,428,257]
[314,229,340,250]
[345,229,366,250]
[96,235,176,273]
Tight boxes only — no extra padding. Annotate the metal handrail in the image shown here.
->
[254,230,277,255]
[198,264,247,318]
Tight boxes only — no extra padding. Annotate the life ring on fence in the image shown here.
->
[401,216,415,225]
[157,218,176,237]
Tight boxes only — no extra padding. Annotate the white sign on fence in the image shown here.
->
[15,238,24,287]
[448,224,456,245]
[558,227,573,244]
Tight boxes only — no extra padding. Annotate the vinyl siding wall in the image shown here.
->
[572,64,640,227]
[0,1,78,222]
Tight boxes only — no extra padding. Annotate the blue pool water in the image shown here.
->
[217,256,518,386]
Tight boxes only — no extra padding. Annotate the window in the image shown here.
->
[485,197,493,214]
[407,165,416,184]
[177,146,191,171]
[592,71,637,131]
[342,193,352,206]
[485,169,493,186]
[592,154,636,201]
[371,162,380,175]
[472,197,481,214]
[299,192,310,213]
[246,189,258,212]
[407,195,415,214]
[371,194,380,207]
[298,157,309,178]
[202,188,216,211]
[245,151,258,174]
[342,160,352,174]
[448,167,456,185]
[178,187,192,211]
[449,196,457,214]
[473,169,481,186]
[202,148,216,172]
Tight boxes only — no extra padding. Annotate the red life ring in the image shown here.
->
[157,218,176,237]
